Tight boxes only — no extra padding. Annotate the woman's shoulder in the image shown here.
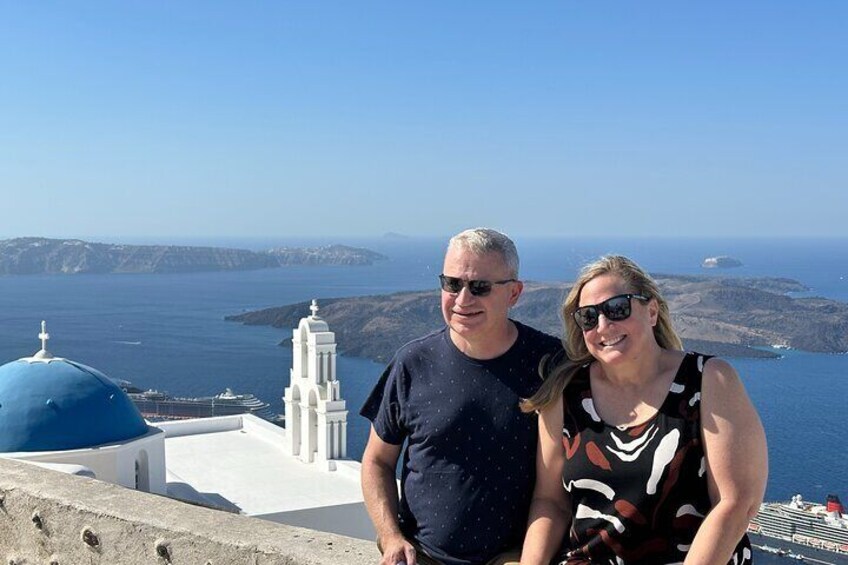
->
[673,350,730,379]
[682,354,753,418]
[681,352,742,386]
[699,355,745,397]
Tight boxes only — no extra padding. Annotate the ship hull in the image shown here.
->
[127,391,278,422]
[749,533,848,564]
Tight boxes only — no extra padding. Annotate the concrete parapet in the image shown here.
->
[0,457,377,564]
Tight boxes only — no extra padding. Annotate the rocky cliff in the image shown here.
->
[267,244,386,266]
[227,275,847,360]
[0,238,386,274]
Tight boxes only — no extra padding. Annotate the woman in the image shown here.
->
[520,255,767,565]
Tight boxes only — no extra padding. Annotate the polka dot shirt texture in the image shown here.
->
[361,321,562,565]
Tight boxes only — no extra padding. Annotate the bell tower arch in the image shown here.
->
[282,300,348,469]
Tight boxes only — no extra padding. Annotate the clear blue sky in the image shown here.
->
[2,2,846,239]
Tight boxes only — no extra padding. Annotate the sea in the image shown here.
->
[1,236,846,563]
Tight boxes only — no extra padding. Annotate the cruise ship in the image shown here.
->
[749,494,848,558]
[117,381,280,422]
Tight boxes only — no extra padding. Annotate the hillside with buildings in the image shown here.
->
[0,238,386,274]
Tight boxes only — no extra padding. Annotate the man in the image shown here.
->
[361,228,562,565]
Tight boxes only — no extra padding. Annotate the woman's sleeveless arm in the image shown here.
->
[684,358,768,565]
[521,396,571,565]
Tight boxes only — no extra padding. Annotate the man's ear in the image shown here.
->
[509,281,524,307]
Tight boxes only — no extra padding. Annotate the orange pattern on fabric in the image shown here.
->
[614,499,647,525]
[563,432,581,460]
[585,441,611,471]
[628,422,649,437]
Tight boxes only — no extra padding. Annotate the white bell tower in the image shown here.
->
[283,300,348,470]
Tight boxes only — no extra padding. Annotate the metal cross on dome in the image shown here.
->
[310,299,319,318]
[30,319,55,360]
[38,320,50,351]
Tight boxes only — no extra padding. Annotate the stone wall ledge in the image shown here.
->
[0,456,376,564]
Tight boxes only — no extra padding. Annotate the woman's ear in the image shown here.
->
[648,298,659,327]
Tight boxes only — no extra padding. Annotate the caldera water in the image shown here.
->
[1,236,845,561]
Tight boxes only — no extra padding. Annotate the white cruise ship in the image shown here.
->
[749,494,848,557]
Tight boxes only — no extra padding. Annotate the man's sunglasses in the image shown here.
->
[573,293,650,331]
[438,274,517,297]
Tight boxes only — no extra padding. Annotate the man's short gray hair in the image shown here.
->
[447,228,520,278]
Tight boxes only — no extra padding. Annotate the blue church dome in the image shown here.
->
[0,324,148,452]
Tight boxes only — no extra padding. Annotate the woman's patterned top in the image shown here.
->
[555,352,751,565]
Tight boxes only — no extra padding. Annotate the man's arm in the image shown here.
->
[361,425,418,565]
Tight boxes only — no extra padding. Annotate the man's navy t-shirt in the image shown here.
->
[361,321,562,565]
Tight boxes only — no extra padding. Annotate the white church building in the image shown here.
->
[0,322,167,494]
[0,303,372,540]
[284,299,348,467]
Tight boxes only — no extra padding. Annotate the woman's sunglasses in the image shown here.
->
[573,293,650,331]
[438,274,517,297]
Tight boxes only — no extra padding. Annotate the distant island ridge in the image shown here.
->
[0,237,387,275]
[702,256,743,268]
[227,275,848,360]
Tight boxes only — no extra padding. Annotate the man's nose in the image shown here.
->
[454,286,476,305]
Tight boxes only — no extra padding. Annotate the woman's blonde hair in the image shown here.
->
[521,255,683,413]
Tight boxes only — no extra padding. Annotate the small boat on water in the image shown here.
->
[759,544,787,555]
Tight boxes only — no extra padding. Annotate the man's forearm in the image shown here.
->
[362,458,405,543]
